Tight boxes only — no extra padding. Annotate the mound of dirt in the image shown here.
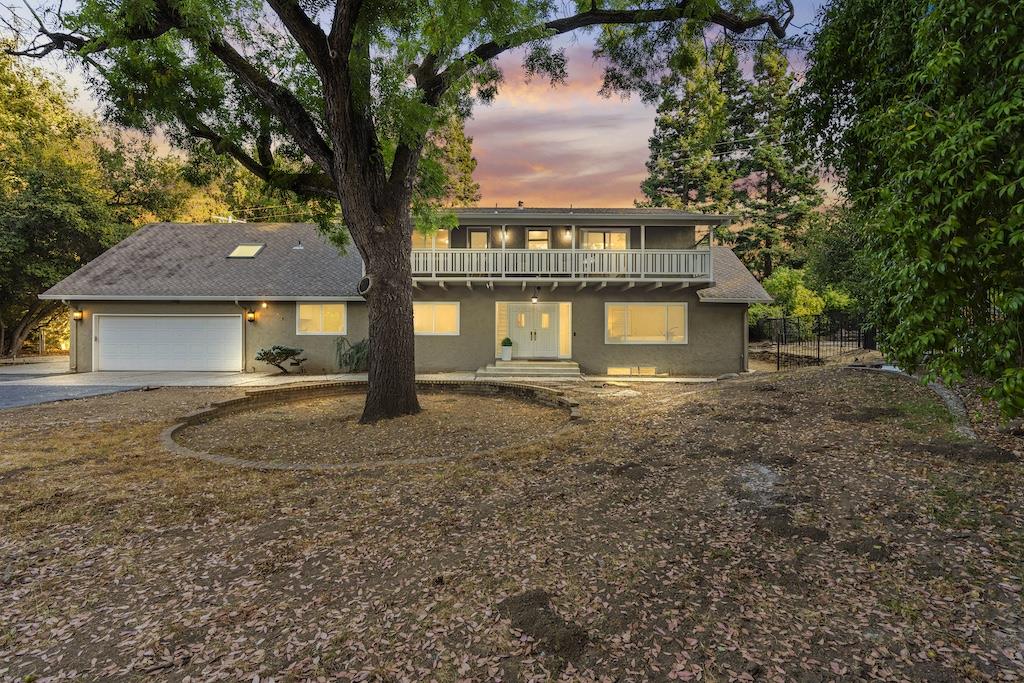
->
[496,590,588,661]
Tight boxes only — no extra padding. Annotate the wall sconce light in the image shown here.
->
[531,288,539,304]
[246,309,256,323]
[71,310,84,321]
[260,302,268,309]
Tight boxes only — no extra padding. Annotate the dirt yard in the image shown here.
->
[1,367,1022,681]
[176,391,568,466]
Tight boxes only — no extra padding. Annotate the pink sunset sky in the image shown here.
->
[465,2,822,208]
[43,1,822,209]
[466,43,656,208]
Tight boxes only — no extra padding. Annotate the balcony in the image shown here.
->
[411,248,712,281]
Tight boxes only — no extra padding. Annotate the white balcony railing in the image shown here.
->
[411,248,711,280]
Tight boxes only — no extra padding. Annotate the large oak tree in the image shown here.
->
[7,0,793,422]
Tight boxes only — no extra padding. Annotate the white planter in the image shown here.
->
[500,346,513,361]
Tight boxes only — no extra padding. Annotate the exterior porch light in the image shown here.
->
[246,309,257,323]
[531,288,539,304]
[71,310,83,321]
[260,301,268,309]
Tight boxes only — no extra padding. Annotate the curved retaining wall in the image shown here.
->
[161,380,581,472]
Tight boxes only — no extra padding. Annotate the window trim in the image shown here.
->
[227,243,265,258]
[604,302,688,345]
[295,302,348,336]
[413,301,461,336]
[581,228,631,250]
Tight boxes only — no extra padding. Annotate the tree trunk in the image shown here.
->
[357,216,421,422]
[338,185,421,422]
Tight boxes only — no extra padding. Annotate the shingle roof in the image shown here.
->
[41,223,365,300]
[41,223,770,304]
[697,247,773,303]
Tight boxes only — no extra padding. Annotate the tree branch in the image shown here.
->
[6,1,336,177]
[422,1,792,104]
[264,0,332,75]
[328,0,362,60]
[183,118,336,200]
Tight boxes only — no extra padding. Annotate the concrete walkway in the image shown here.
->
[0,363,717,409]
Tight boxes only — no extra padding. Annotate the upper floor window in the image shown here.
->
[412,229,450,249]
[469,228,489,249]
[583,229,629,250]
[297,303,347,335]
[527,229,550,250]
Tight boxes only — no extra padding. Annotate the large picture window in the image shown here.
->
[413,302,460,335]
[605,303,687,344]
[297,303,347,335]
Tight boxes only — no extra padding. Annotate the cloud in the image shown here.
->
[467,42,656,208]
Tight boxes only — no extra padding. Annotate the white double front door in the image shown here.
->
[508,303,560,359]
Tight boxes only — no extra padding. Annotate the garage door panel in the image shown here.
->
[96,316,243,371]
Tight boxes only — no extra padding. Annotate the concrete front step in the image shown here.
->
[494,360,580,369]
[476,360,582,378]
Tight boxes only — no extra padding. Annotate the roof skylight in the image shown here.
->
[227,244,265,258]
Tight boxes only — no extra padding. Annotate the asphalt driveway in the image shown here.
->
[0,363,353,409]
[0,384,133,410]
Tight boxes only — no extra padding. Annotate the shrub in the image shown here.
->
[336,337,369,372]
[255,346,306,374]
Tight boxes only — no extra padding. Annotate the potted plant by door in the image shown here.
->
[500,337,513,361]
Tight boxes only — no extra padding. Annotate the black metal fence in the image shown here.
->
[758,312,875,370]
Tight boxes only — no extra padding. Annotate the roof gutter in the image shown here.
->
[38,294,365,302]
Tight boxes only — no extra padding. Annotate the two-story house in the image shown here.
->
[41,207,771,378]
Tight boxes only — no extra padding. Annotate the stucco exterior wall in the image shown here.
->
[68,300,367,373]
[69,290,746,377]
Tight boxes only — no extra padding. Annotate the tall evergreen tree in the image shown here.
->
[732,39,822,279]
[434,116,481,207]
[641,33,746,212]
[643,36,821,278]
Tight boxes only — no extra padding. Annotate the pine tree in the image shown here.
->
[641,35,745,212]
[642,36,821,278]
[434,116,481,207]
[732,39,822,279]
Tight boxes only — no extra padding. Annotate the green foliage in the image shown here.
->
[336,337,369,372]
[760,267,824,318]
[642,34,822,278]
[749,266,855,336]
[501,337,513,347]
[255,345,307,374]
[802,0,1024,416]
[641,32,743,213]
[803,208,872,315]
[0,52,189,355]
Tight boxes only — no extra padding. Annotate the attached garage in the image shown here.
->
[94,315,244,371]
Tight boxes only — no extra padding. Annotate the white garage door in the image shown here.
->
[95,315,244,371]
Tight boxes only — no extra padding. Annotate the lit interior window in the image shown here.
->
[527,229,550,250]
[297,303,347,334]
[411,229,450,249]
[606,303,686,344]
[584,230,629,250]
[413,302,460,335]
[227,244,265,258]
